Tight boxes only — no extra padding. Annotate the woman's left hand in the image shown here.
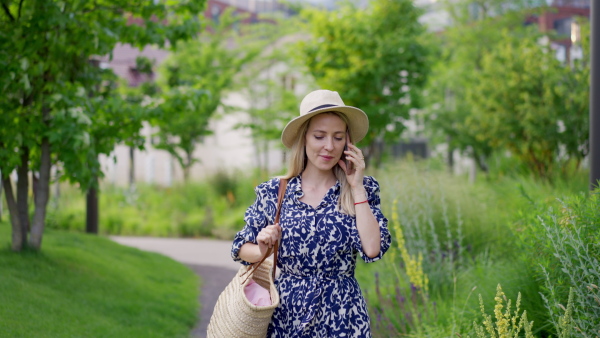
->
[338,142,365,189]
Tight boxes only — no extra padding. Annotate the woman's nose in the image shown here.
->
[324,138,334,150]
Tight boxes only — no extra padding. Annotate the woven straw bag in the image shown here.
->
[207,179,287,338]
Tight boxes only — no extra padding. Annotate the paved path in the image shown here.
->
[110,237,239,338]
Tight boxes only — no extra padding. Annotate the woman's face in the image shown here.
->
[304,113,347,173]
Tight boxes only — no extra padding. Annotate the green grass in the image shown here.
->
[0,221,199,337]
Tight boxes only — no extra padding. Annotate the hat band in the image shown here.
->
[308,104,337,113]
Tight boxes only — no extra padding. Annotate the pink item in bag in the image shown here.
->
[244,279,272,306]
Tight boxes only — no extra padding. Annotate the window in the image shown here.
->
[553,17,572,37]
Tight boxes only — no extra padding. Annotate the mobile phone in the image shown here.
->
[344,131,355,175]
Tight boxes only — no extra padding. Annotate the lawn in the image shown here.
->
[0,222,199,337]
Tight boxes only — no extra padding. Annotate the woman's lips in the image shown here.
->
[321,155,334,160]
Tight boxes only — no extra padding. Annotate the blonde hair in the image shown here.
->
[281,112,356,216]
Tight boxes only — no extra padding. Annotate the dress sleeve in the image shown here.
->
[231,179,278,265]
[353,176,391,263]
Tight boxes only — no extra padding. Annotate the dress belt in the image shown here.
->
[280,271,353,334]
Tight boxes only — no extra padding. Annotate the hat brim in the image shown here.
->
[281,106,369,149]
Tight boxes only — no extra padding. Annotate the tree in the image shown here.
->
[233,19,306,174]
[153,8,258,181]
[0,0,205,251]
[117,56,161,192]
[424,0,540,173]
[465,25,589,180]
[296,0,430,165]
[424,0,589,180]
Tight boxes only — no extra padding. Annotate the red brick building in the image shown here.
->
[530,0,590,62]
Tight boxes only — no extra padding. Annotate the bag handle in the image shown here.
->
[241,178,288,284]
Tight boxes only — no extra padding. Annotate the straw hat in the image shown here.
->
[281,90,369,149]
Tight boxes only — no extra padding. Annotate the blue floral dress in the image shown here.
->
[232,175,391,337]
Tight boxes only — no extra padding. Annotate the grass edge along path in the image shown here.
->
[0,222,199,338]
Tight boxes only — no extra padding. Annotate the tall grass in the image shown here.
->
[524,192,600,337]
[356,158,589,336]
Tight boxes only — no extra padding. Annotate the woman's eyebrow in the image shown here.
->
[311,130,345,134]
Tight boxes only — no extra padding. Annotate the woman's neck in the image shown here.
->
[301,166,337,190]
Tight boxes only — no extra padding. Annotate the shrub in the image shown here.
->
[358,159,585,336]
[530,192,600,337]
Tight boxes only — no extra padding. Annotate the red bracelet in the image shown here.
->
[354,200,368,206]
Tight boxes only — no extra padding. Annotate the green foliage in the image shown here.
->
[425,0,589,178]
[520,192,600,336]
[153,8,261,180]
[424,0,531,170]
[554,288,576,338]
[0,0,206,250]
[0,221,198,337]
[115,56,161,149]
[0,0,205,188]
[296,0,430,156]
[355,159,588,336]
[46,170,261,239]
[233,18,306,173]
[466,26,589,180]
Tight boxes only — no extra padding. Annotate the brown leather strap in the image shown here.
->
[241,178,288,284]
[271,178,287,281]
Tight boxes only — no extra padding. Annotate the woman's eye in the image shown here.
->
[315,136,324,140]
[335,137,343,141]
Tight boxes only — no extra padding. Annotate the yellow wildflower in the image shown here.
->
[474,284,534,338]
[391,200,429,293]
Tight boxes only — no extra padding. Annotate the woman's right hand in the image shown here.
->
[256,223,282,257]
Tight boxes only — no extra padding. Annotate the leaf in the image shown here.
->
[67,107,90,126]
[20,58,29,70]
[21,74,31,91]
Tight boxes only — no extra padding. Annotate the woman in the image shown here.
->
[232,89,391,337]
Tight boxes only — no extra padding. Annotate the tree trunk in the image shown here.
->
[365,142,375,169]
[29,136,52,250]
[447,136,454,174]
[86,180,98,234]
[2,176,23,251]
[0,175,3,221]
[32,173,39,206]
[30,105,52,250]
[469,158,477,185]
[29,135,51,250]
[17,146,29,244]
[129,146,135,189]
[366,139,383,169]
[473,151,489,173]
[183,151,193,182]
